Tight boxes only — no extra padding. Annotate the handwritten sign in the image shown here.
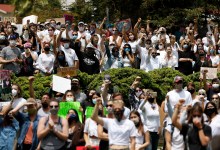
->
[85,107,108,119]
[0,70,12,102]
[3,17,17,23]
[63,14,74,23]
[57,67,77,77]
[58,102,83,123]
[115,18,132,33]
[200,67,218,79]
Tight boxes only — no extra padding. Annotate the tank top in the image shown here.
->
[41,117,66,150]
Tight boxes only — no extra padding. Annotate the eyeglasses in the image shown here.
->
[72,34,77,36]
[50,105,58,108]
[106,104,113,107]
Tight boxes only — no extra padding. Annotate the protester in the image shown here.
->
[71,78,87,103]
[172,101,212,150]
[129,110,150,150]
[37,99,68,150]
[10,98,40,150]
[91,99,136,150]
[139,91,161,150]
[11,83,26,112]
[66,109,85,150]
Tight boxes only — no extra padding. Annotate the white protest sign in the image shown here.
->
[22,15,38,25]
[200,67,218,79]
[52,75,71,94]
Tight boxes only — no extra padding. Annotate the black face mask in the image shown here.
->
[148,98,154,103]
[68,114,77,124]
[188,88,195,94]
[42,102,49,109]
[113,109,124,122]
[112,51,119,58]
[205,108,215,117]
[199,53,205,57]
[44,47,50,51]
[71,84,79,91]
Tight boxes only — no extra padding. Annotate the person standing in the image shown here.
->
[37,100,68,150]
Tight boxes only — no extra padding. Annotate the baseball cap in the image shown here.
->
[72,78,79,82]
[78,21,84,26]
[9,34,17,40]
[174,76,183,83]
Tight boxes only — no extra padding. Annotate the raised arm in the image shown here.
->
[172,101,183,130]
[91,98,104,126]
[28,76,35,98]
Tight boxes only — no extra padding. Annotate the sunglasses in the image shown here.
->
[72,34,77,36]
[50,105,58,108]
[23,29,28,30]
[106,104,113,107]
[199,93,205,96]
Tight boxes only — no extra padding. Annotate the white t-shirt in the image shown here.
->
[60,46,78,67]
[124,107,131,119]
[166,89,192,109]
[135,125,148,145]
[139,47,149,70]
[37,53,55,73]
[140,101,160,132]
[209,114,220,137]
[12,97,26,112]
[122,56,132,67]
[161,55,177,69]
[165,125,185,150]
[145,56,162,72]
[103,118,136,146]
[210,55,219,67]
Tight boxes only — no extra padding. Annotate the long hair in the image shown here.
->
[122,43,133,58]
[204,101,218,116]
[129,110,144,135]
[188,102,204,124]
[68,109,80,123]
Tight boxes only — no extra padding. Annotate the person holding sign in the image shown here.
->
[37,99,68,150]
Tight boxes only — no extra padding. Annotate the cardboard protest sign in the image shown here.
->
[115,18,132,33]
[52,75,71,94]
[22,15,38,25]
[58,102,83,123]
[63,14,74,23]
[85,107,108,119]
[0,70,12,102]
[200,67,217,79]
[3,17,17,23]
[57,67,77,77]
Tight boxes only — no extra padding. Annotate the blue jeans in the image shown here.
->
[145,132,159,150]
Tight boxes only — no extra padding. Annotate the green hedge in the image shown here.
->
[11,68,217,106]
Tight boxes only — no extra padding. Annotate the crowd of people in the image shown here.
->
[1,17,220,76]
[0,17,220,150]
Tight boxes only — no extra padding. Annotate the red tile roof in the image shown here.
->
[0,4,15,13]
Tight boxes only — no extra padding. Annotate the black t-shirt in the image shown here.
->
[193,57,212,72]
[180,123,212,150]
[178,50,196,75]
[74,42,100,75]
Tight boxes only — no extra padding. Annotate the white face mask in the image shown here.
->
[78,27,84,32]
[12,89,17,97]
[48,30,54,35]
[9,40,16,47]
[159,45,163,49]
[92,99,97,104]
[193,116,202,123]
[66,97,73,102]
[63,43,70,49]
[212,84,219,89]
